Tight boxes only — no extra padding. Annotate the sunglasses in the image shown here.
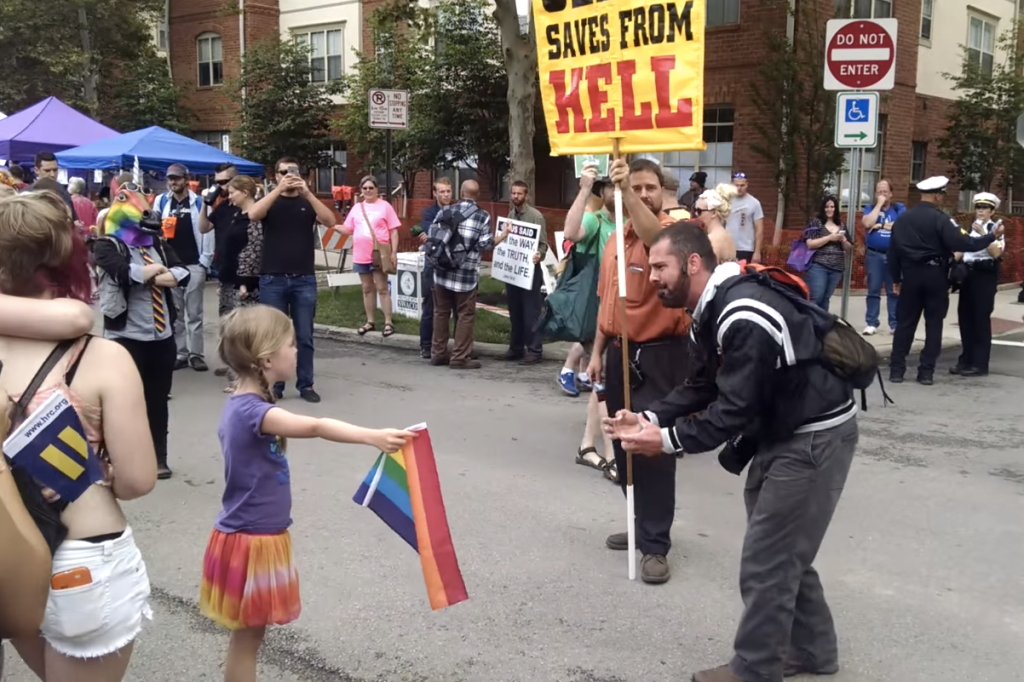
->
[361,185,377,191]
[732,172,747,179]
[693,207,705,216]
[215,179,230,186]
[117,182,152,195]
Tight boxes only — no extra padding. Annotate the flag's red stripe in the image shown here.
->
[410,431,468,608]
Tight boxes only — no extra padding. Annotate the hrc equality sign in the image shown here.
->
[532,0,706,155]
[3,391,104,503]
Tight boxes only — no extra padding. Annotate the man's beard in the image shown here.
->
[657,272,689,308]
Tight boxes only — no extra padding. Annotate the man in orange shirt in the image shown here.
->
[586,158,693,584]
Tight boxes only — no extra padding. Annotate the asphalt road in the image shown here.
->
[4,332,1024,682]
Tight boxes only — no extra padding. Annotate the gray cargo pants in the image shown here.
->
[730,416,858,682]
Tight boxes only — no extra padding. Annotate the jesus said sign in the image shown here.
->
[532,0,706,155]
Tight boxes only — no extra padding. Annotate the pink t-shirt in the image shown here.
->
[344,200,402,264]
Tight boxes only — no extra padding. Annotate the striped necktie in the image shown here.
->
[139,247,167,333]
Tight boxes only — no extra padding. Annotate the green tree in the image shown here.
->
[493,0,538,198]
[0,0,180,129]
[231,35,342,170]
[937,21,1024,195]
[749,0,844,231]
[430,0,509,184]
[335,0,508,192]
[334,1,437,184]
[98,48,192,133]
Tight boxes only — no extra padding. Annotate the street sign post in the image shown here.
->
[824,18,896,319]
[824,18,898,91]
[368,89,409,203]
[835,91,879,317]
[835,91,878,148]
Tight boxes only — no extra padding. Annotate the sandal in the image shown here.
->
[357,322,375,336]
[382,323,395,338]
[575,446,604,471]
[601,459,620,484]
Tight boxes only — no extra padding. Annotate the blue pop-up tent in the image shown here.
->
[56,126,264,176]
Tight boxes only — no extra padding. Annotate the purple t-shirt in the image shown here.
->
[214,393,292,534]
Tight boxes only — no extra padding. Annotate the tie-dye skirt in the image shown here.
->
[199,528,301,630]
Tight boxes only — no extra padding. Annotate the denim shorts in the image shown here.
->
[41,526,152,659]
[353,262,378,275]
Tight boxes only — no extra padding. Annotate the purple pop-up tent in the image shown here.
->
[0,97,118,161]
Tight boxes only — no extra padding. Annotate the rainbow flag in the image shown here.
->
[353,424,468,610]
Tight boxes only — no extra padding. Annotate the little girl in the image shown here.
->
[200,304,415,682]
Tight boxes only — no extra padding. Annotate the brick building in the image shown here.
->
[162,0,1018,227]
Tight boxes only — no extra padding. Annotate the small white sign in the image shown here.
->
[93,169,103,183]
[492,217,541,290]
[369,89,409,130]
[834,91,879,148]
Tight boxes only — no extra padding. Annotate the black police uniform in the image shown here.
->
[888,201,997,383]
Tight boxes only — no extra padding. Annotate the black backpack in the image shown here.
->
[425,204,479,272]
[724,264,893,410]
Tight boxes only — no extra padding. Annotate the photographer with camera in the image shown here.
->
[247,157,338,403]
[199,163,240,323]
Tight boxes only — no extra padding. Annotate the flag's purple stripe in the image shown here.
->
[355,482,418,551]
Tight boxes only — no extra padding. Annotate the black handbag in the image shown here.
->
[5,340,77,556]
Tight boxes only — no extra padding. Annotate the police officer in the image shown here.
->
[951,192,1006,377]
[888,176,1005,385]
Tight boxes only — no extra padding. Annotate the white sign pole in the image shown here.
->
[610,140,635,582]
[842,147,861,322]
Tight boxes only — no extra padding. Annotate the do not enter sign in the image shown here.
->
[824,18,898,91]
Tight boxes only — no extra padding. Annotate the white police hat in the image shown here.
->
[916,176,949,193]
[973,192,1000,209]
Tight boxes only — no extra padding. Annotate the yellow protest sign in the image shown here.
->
[532,0,706,155]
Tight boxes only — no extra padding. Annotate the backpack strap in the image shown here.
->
[64,335,95,386]
[10,340,77,426]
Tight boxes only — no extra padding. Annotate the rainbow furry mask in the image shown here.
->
[104,178,155,246]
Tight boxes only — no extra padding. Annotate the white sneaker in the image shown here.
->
[863,325,877,336]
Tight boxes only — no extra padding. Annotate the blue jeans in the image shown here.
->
[865,248,898,330]
[259,274,317,393]
[805,263,843,312]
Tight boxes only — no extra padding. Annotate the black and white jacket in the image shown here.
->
[643,262,857,456]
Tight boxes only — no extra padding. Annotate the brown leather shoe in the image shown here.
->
[640,554,670,584]
[450,359,482,370]
[605,532,628,550]
[430,356,450,366]
[692,664,743,682]
[519,352,542,365]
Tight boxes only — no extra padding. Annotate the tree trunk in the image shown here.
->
[493,0,537,200]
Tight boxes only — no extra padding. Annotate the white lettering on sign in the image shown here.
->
[492,216,541,291]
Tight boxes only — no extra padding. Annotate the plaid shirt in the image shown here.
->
[429,199,494,293]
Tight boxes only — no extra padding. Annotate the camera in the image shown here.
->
[138,210,163,235]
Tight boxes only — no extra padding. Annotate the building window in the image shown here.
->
[707,0,739,27]
[197,33,224,87]
[835,115,886,209]
[315,145,348,193]
[157,20,168,50]
[968,15,997,76]
[295,27,344,83]
[632,106,734,194]
[195,131,229,151]
[911,142,927,182]
[835,0,892,18]
[920,0,933,40]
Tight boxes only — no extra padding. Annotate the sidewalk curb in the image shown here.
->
[313,323,573,362]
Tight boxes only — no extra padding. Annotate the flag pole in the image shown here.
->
[611,138,636,581]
